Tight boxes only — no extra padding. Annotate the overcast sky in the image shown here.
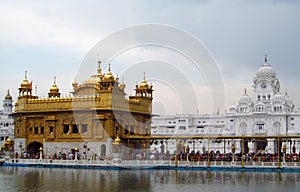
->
[1,0,300,115]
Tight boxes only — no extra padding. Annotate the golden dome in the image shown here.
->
[140,80,149,88]
[50,77,59,93]
[20,79,30,88]
[72,78,78,86]
[20,71,31,89]
[5,90,12,100]
[50,84,59,92]
[6,137,12,144]
[84,74,101,85]
[103,64,114,80]
[114,135,121,144]
[139,72,149,88]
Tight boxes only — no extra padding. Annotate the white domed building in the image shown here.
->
[151,55,300,155]
[0,90,14,146]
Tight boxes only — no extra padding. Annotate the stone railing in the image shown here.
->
[5,158,300,169]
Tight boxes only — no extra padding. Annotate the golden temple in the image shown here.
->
[13,59,153,159]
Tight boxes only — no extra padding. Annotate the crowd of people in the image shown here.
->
[174,150,300,162]
[12,148,300,163]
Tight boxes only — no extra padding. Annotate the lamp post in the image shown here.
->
[231,144,235,165]
[39,147,43,160]
[4,137,14,160]
[74,147,79,161]
[112,134,122,164]
[282,144,286,164]
[18,143,22,159]
[186,145,190,163]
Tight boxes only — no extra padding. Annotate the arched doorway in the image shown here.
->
[27,141,43,158]
[100,144,106,158]
[254,138,267,152]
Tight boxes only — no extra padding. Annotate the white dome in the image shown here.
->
[239,91,251,104]
[256,62,276,79]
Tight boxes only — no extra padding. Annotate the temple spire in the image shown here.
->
[264,54,268,63]
[97,53,101,74]
[25,70,27,79]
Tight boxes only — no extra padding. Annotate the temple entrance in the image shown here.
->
[27,141,43,158]
[240,140,249,153]
[254,139,267,153]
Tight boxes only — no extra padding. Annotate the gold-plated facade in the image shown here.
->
[13,63,153,158]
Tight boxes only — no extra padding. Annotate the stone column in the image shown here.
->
[267,139,275,154]
[107,138,112,159]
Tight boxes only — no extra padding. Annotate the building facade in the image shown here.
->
[13,60,153,159]
[151,56,300,155]
[0,90,14,145]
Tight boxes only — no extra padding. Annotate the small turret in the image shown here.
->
[18,71,32,96]
[48,76,61,98]
[3,90,13,114]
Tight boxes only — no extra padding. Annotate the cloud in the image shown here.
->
[0,2,100,53]
[0,1,300,114]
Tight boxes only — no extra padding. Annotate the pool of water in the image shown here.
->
[1,167,300,192]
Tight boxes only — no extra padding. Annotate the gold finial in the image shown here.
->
[25,70,27,79]
[6,137,12,144]
[143,72,146,80]
[114,131,121,144]
[244,88,247,94]
[54,76,56,85]
[97,53,101,74]
[108,63,111,72]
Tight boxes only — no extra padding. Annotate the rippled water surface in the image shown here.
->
[1,167,300,192]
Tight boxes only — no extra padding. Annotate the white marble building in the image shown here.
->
[151,56,300,155]
[0,90,14,145]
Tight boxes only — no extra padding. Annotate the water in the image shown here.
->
[1,167,300,192]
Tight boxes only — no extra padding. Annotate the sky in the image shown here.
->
[0,0,300,115]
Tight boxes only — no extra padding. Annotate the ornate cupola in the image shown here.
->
[135,72,153,99]
[5,89,12,100]
[18,71,32,97]
[253,55,280,102]
[3,89,13,114]
[72,77,78,91]
[48,76,61,98]
[100,63,117,91]
[119,78,126,90]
